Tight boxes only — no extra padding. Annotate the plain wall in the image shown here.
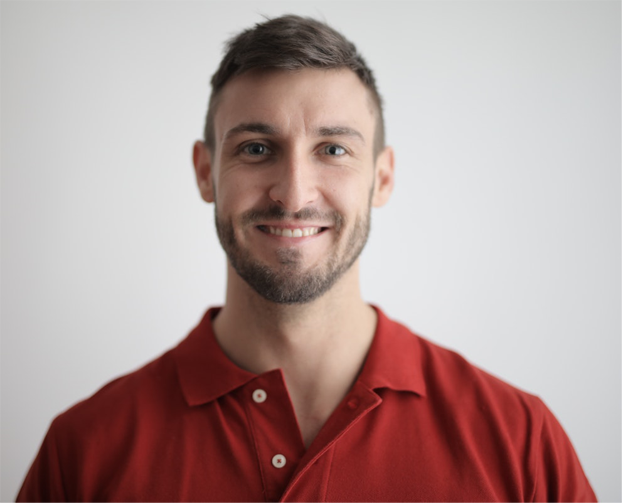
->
[1,1,620,500]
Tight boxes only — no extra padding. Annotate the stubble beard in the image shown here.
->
[215,201,372,305]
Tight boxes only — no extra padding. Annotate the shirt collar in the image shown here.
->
[357,306,426,397]
[174,307,257,406]
[173,305,426,407]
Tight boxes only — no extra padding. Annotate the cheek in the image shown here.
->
[322,176,372,211]
[216,173,267,215]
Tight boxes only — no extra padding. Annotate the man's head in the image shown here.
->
[193,16,394,304]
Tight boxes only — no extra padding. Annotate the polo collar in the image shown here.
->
[174,308,257,406]
[357,306,427,397]
[173,306,426,407]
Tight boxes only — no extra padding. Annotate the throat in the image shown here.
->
[288,384,350,450]
[297,412,332,450]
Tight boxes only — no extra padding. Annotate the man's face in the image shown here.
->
[194,68,393,304]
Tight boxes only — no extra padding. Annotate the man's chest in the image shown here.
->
[71,384,531,502]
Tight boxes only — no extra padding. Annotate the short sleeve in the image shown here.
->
[531,398,597,502]
[16,419,67,502]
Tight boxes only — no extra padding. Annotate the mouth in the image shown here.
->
[257,225,329,238]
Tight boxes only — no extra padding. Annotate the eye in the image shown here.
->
[323,144,347,156]
[242,143,272,156]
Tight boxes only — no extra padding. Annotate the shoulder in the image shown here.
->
[379,312,548,451]
[386,316,596,501]
[415,328,543,413]
[382,312,543,415]
[51,347,181,442]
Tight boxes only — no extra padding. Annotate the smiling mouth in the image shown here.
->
[257,225,328,238]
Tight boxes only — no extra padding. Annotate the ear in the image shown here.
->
[372,146,395,207]
[192,140,215,203]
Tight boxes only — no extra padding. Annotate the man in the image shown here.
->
[18,15,595,502]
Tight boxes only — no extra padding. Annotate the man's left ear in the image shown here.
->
[372,146,395,207]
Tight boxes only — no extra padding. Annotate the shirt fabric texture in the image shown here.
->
[17,307,596,502]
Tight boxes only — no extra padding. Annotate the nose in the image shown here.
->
[268,151,319,212]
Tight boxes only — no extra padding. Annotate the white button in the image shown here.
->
[252,389,267,403]
[272,454,286,468]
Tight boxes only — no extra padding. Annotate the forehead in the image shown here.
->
[213,68,376,146]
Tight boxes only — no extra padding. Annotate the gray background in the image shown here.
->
[2,1,620,500]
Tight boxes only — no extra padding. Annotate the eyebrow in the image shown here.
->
[222,122,365,144]
[223,122,280,141]
[315,126,365,144]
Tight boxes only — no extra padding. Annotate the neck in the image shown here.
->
[212,261,377,448]
[213,261,375,374]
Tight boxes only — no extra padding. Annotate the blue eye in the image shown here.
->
[243,143,271,156]
[324,144,346,156]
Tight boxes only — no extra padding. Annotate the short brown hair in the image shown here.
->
[203,15,385,157]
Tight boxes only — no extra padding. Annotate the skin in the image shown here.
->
[193,68,395,448]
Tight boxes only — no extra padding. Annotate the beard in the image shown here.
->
[215,201,371,305]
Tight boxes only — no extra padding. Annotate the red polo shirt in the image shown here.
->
[18,307,596,502]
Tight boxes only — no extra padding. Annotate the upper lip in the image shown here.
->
[257,222,329,229]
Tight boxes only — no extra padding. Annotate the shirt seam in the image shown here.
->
[242,392,269,502]
[51,419,69,501]
[322,444,336,501]
[530,398,545,502]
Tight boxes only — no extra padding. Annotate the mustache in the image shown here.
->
[241,206,343,229]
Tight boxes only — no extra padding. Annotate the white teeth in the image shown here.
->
[267,226,321,237]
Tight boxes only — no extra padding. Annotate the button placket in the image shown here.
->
[244,370,306,501]
[280,383,383,501]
